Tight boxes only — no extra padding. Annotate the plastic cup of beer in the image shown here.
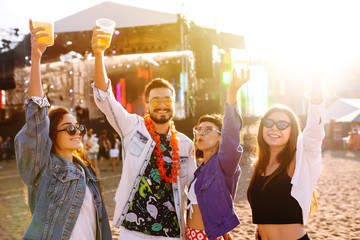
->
[95,18,116,48]
[32,19,54,46]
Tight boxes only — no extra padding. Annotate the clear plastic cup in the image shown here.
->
[95,18,116,48]
[33,18,54,46]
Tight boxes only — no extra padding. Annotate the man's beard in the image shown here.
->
[149,108,174,124]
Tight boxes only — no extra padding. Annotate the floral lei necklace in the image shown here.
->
[144,114,180,183]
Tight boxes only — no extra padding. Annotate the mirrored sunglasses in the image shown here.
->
[149,97,174,107]
[193,126,221,136]
[262,119,291,130]
[57,124,87,137]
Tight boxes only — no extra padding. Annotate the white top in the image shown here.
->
[70,167,97,240]
[186,178,198,219]
[291,101,325,224]
[110,141,119,158]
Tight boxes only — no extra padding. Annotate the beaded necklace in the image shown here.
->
[144,114,181,183]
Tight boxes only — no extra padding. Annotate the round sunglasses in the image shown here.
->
[193,126,221,136]
[262,119,291,130]
[56,124,87,137]
[148,97,174,107]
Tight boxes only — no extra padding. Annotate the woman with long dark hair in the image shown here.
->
[247,79,325,240]
[14,20,112,240]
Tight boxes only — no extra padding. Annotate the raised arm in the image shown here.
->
[291,76,325,223]
[29,19,51,97]
[91,26,110,91]
[226,69,249,105]
[218,69,250,176]
[303,78,325,163]
[91,27,139,137]
[15,20,54,186]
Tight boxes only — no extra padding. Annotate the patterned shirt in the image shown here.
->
[122,133,180,237]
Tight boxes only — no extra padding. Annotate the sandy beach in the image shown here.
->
[1,150,359,239]
[110,150,360,239]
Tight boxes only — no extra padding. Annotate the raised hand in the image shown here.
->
[29,19,56,59]
[229,68,250,92]
[310,68,323,104]
[91,26,109,56]
[226,68,250,105]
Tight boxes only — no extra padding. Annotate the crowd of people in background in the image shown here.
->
[0,130,121,171]
[0,136,12,162]
[0,128,121,173]
[83,128,122,174]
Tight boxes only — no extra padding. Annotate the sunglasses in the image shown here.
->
[148,97,174,107]
[57,124,87,137]
[262,119,291,130]
[193,126,221,136]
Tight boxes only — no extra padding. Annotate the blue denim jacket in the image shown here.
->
[15,97,112,240]
[193,103,243,240]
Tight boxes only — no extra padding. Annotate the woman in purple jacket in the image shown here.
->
[186,70,249,240]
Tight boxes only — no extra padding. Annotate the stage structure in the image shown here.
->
[0,2,244,130]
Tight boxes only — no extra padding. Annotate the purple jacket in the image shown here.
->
[193,103,243,240]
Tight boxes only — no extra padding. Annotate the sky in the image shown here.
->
[2,0,360,59]
[1,0,360,91]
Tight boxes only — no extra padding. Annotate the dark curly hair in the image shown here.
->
[195,114,223,159]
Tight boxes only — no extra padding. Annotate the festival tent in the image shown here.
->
[0,1,245,126]
[54,1,178,33]
[33,1,241,64]
[325,98,360,124]
[4,1,243,66]
[336,109,360,123]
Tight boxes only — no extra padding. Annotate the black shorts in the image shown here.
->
[258,233,310,240]
[99,148,109,158]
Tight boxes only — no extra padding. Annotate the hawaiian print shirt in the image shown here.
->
[122,133,180,237]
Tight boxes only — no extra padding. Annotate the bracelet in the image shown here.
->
[310,96,323,104]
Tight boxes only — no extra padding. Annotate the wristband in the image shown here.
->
[310,96,323,104]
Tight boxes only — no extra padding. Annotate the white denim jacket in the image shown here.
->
[291,101,325,224]
[92,83,197,239]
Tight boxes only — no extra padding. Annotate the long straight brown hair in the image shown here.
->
[247,105,301,206]
[25,107,103,216]
[48,106,102,193]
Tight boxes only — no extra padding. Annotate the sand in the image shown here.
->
[2,150,358,239]
[112,150,360,239]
